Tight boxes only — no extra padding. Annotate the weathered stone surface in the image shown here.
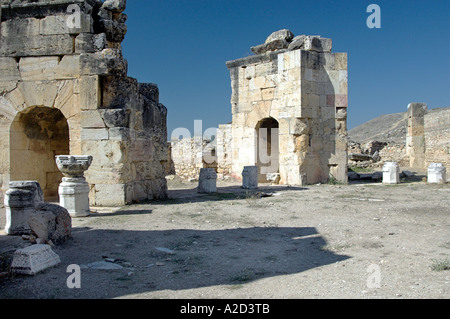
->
[428,163,447,184]
[28,202,72,245]
[242,166,258,189]
[0,0,169,207]
[102,0,127,13]
[304,36,332,53]
[383,162,400,184]
[265,29,294,44]
[56,156,92,217]
[288,35,307,51]
[349,153,373,162]
[221,31,348,186]
[10,244,61,275]
[4,181,44,235]
[198,168,217,194]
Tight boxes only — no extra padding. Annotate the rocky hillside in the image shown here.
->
[348,112,407,145]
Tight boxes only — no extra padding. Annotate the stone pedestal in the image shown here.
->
[4,181,44,235]
[11,244,61,275]
[428,163,447,184]
[198,168,217,194]
[382,162,400,184]
[242,166,258,189]
[56,156,92,218]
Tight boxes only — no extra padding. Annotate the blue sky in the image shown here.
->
[122,0,450,137]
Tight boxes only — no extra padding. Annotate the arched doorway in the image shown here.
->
[256,117,279,182]
[10,106,70,200]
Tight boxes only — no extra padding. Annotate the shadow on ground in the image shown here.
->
[0,225,349,299]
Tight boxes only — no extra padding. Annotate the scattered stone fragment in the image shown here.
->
[155,247,175,255]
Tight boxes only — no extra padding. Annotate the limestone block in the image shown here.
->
[58,178,91,217]
[0,34,74,57]
[242,166,258,189]
[55,55,81,80]
[28,203,72,244]
[10,244,61,275]
[79,76,100,110]
[4,188,35,235]
[18,56,59,81]
[334,53,348,70]
[427,163,447,184]
[288,35,307,51]
[39,13,92,36]
[0,57,20,82]
[81,110,106,128]
[94,183,127,206]
[198,168,217,194]
[81,128,109,140]
[382,162,400,184]
[9,181,44,204]
[17,81,59,108]
[1,17,40,38]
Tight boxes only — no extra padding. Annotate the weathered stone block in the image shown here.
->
[242,166,258,189]
[383,162,400,184]
[11,244,61,275]
[198,168,217,194]
[28,203,72,244]
[427,163,447,184]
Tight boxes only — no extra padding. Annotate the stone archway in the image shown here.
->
[10,106,70,200]
[256,117,279,182]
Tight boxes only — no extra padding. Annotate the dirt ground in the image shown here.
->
[0,175,449,299]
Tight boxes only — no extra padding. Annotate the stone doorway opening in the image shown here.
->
[10,107,70,200]
[256,117,279,183]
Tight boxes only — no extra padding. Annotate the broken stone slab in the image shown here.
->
[427,163,447,184]
[198,168,217,194]
[349,153,373,162]
[288,35,307,51]
[304,36,332,53]
[251,29,293,54]
[10,244,61,275]
[383,162,400,184]
[242,166,258,189]
[28,203,72,245]
[155,247,176,255]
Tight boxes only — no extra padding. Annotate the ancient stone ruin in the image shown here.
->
[223,30,349,185]
[170,30,349,186]
[0,0,169,206]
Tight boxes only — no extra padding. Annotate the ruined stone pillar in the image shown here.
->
[4,181,44,235]
[242,166,258,189]
[382,162,400,184]
[198,168,217,194]
[406,103,427,169]
[427,163,447,184]
[56,155,92,218]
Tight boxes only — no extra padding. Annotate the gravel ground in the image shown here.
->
[0,177,449,299]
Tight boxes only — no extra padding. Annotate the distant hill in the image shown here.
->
[348,112,407,145]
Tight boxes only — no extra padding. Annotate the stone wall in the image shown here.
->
[348,106,449,172]
[169,136,219,180]
[424,108,450,172]
[0,0,168,206]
